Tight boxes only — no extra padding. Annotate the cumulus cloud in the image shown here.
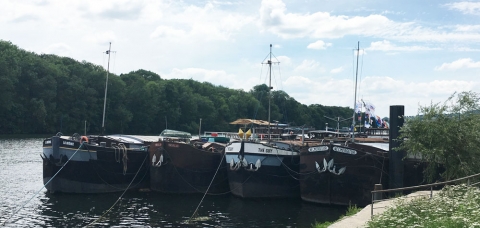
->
[307,40,332,50]
[168,2,255,41]
[283,74,479,117]
[454,25,480,32]
[275,55,292,66]
[435,58,480,70]
[367,40,440,51]
[43,43,72,57]
[83,31,118,45]
[150,26,187,40]
[294,59,320,72]
[330,66,344,74]
[444,2,480,15]
[259,0,480,43]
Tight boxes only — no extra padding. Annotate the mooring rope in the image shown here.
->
[188,150,226,223]
[83,153,148,227]
[1,142,85,227]
[161,146,230,195]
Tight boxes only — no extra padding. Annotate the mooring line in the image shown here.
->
[83,154,148,228]
[162,147,230,195]
[188,149,226,223]
[1,142,85,227]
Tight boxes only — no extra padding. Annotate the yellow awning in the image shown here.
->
[229,118,271,126]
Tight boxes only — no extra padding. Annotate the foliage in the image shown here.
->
[345,204,361,216]
[396,91,480,182]
[312,204,361,228]
[367,184,480,227]
[0,40,356,135]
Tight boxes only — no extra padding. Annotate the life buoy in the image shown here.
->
[80,136,89,143]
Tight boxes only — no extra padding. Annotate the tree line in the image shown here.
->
[0,40,353,135]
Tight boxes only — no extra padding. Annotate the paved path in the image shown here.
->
[328,190,438,228]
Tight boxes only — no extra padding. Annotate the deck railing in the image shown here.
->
[370,173,480,218]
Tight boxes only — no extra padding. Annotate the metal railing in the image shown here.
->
[370,173,480,218]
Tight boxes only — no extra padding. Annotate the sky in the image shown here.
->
[2,0,480,119]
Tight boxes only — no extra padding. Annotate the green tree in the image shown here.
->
[396,91,480,182]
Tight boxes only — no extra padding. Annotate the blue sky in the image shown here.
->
[2,0,480,118]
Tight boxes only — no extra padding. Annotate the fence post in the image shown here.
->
[371,184,383,218]
[371,193,374,219]
[374,184,383,201]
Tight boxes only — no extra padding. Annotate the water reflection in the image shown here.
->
[0,137,347,227]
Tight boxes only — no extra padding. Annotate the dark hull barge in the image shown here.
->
[148,130,230,194]
[42,133,158,193]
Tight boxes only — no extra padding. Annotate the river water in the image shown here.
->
[0,137,346,227]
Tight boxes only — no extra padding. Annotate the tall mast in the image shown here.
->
[101,42,111,135]
[268,44,272,141]
[351,41,360,141]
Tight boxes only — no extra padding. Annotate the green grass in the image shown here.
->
[367,184,480,228]
[312,204,361,228]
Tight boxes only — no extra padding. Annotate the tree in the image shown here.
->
[396,91,480,182]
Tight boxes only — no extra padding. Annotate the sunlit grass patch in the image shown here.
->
[367,184,480,228]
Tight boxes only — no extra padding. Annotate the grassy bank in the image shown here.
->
[312,204,361,228]
[367,184,480,227]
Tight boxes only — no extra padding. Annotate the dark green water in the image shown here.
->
[0,137,346,227]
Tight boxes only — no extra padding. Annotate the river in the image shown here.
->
[0,136,346,227]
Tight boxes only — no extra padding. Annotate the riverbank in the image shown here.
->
[328,190,438,228]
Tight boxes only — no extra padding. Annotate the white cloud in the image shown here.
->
[258,0,480,43]
[167,2,255,42]
[275,55,292,66]
[284,75,480,117]
[307,40,332,50]
[43,43,72,57]
[165,68,230,81]
[454,25,480,32]
[444,2,480,15]
[150,26,187,40]
[294,59,320,72]
[84,31,118,45]
[367,40,440,51]
[330,66,344,74]
[435,58,480,70]
[163,67,261,93]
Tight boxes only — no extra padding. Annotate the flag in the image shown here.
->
[376,116,382,127]
[365,120,371,128]
[355,101,362,114]
[363,101,376,117]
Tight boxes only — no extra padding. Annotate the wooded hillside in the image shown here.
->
[0,40,353,135]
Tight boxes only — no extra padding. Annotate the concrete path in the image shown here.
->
[328,190,438,228]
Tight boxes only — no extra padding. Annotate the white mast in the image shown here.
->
[268,44,272,141]
[101,42,111,135]
[351,42,360,141]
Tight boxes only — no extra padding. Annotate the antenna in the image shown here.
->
[101,42,112,135]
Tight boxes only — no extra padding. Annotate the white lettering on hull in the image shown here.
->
[332,146,357,155]
[62,141,74,146]
[308,146,329,152]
